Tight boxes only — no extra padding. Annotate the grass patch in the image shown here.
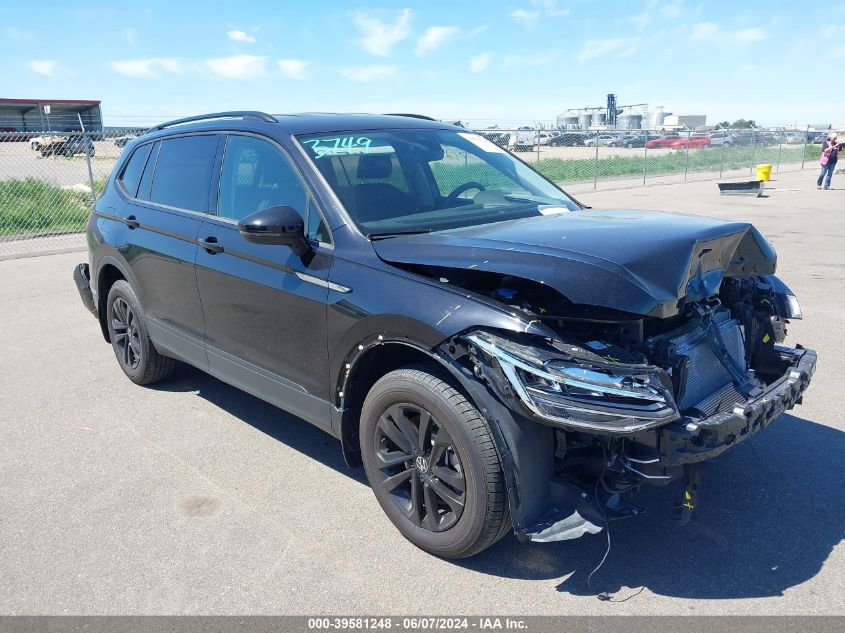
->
[0,178,91,237]
[538,144,822,183]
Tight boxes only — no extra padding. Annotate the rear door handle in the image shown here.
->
[198,236,224,254]
[123,215,139,229]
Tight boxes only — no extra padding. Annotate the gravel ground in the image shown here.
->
[0,169,842,615]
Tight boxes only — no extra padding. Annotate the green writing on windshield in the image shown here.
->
[302,136,373,160]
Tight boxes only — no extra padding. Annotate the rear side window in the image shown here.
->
[117,143,152,198]
[149,135,218,212]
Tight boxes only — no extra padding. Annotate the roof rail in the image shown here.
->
[149,111,278,132]
[384,113,437,121]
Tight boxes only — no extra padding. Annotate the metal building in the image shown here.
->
[0,98,103,132]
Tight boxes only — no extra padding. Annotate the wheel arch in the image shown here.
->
[338,333,554,538]
[94,256,133,342]
[337,337,457,468]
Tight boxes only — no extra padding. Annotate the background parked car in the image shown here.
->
[39,134,96,158]
[546,131,587,146]
[708,130,731,146]
[670,134,711,149]
[645,133,681,149]
[113,134,139,148]
[613,132,654,148]
[584,134,616,147]
[478,131,510,147]
[508,127,537,152]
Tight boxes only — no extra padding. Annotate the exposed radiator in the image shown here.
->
[669,310,748,412]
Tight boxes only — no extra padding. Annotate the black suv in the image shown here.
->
[74,111,816,558]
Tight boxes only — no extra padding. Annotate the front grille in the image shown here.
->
[669,310,747,412]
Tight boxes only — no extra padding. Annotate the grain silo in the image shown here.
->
[617,114,642,130]
[557,111,580,129]
[578,112,593,129]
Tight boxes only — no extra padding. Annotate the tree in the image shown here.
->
[716,121,731,129]
[731,119,757,129]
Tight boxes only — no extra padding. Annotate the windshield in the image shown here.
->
[296,128,579,235]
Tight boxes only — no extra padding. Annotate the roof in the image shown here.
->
[271,113,455,135]
[144,112,458,139]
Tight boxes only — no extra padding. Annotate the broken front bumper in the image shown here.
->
[660,345,816,465]
[632,346,817,476]
[517,346,816,543]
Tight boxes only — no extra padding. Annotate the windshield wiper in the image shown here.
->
[367,230,432,240]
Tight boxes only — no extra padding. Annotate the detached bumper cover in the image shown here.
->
[74,263,97,317]
[658,346,816,466]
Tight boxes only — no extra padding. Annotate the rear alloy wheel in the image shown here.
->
[360,366,510,558]
[106,280,175,385]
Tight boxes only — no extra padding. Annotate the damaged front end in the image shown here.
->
[448,275,816,542]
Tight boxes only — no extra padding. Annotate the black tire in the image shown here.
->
[105,280,175,385]
[360,365,510,558]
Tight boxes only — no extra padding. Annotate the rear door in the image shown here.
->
[112,134,221,366]
[195,133,334,431]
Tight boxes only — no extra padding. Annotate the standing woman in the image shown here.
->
[817,132,839,190]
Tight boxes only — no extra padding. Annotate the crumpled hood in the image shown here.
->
[371,209,777,317]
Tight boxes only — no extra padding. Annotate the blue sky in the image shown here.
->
[2,0,841,126]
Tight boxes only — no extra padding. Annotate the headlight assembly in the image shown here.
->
[466,331,679,433]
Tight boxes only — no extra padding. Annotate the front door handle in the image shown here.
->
[198,236,224,254]
[123,215,139,229]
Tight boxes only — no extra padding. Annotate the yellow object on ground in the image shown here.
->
[756,164,773,181]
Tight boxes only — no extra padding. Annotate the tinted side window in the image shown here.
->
[118,143,152,198]
[218,135,307,222]
[149,135,218,212]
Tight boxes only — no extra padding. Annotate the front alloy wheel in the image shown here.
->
[373,403,466,532]
[360,365,510,558]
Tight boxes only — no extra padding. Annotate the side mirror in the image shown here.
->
[238,205,310,256]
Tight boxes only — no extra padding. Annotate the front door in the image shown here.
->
[195,133,334,431]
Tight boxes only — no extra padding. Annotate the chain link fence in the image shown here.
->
[0,125,828,258]
[481,126,825,193]
[0,129,141,258]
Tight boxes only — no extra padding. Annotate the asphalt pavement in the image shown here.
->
[0,169,842,615]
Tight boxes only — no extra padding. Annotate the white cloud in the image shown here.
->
[467,24,488,37]
[734,27,767,43]
[509,9,541,23]
[26,60,66,77]
[690,21,720,40]
[660,2,682,19]
[528,1,570,17]
[629,12,651,29]
[109,57,186,78]
[822,25,842,38]
[278,59,309,80]
[339,65,399,83]
[206,55,267,79]
[503,50,562,67]
[577,38,641,62]
[227,29,256,43]
[530,0,569,13]
[123,27,138,45]
[6,26,34,41]
[416,26,458,56]
[690,22,767,44]
[469,52,493,72]
[351,8,412,57]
